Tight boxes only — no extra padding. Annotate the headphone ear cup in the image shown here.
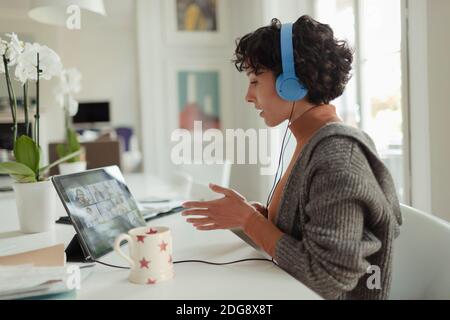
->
[275,74,285,98]
[276,74,308,101]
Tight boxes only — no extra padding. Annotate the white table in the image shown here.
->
[0,174,321,300]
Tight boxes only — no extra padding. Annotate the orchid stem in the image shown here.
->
[64,96,70,132]
[3,54,18,144]
[35,52,40,149]
[23,81,30,137]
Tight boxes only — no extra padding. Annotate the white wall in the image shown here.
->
[408,0,450,220]
[408,0,450,221]
[57,0,140,142]
[427,0,450,220]
[406,0,431,213]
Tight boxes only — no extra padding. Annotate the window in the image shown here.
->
[314,0,407,202]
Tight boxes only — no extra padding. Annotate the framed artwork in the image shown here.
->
[164,0,230,45]
[178,70,221,130]
[167,60,232,133]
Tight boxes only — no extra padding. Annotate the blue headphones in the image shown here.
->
[275,23,308,101]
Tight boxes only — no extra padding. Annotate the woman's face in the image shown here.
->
[245,70,293,127]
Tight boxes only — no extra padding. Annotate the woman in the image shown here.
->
[75,188,90,207]
[182,15,402,300]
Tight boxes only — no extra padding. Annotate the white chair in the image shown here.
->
[179,160,232,187]
[166,172,193,200]
[390,204,450,299]
[177,160,232,201]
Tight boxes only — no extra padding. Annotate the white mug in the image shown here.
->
[114,226,174,285]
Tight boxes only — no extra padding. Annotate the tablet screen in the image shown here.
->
[52,166,146,260]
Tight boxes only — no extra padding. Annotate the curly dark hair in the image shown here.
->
[233,16,353,105]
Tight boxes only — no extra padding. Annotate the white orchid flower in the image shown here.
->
[55,68,82,110]
[5,33,24,66]
[55,91,79,116]
[0,37,6,56]
[64,68,82,94]
[15,42,62,84]
[57,68,82,94]
[55,91,65,108]
[0,37,6,74]
[67,95,79,116]
[1,34,23,74]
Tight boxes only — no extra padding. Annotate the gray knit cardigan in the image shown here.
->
[274,122,402,300]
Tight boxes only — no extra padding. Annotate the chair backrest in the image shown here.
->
[178,160,232,188]
[168,172,192,200]
[115,127,133,152]
[390,204,450,299]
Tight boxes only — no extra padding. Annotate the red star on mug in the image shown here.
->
[139,258,150,269]
[159,240,168,252]
[146,228,158,234]
[137,235,146,243]
[147,278,156,285]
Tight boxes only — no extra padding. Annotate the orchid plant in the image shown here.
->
[0,33,80,182]
[55,68,82,163]
[1,33,24,142]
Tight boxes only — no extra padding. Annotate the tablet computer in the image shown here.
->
[52,166,146,261]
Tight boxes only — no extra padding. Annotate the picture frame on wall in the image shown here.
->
[178,70,221,131]
[164,0,230,46]
[166,60,232,135]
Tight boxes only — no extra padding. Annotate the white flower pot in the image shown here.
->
[13,180,57,234]
[58,161,87,175]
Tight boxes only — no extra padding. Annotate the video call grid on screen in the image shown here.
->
[53,167,146,259]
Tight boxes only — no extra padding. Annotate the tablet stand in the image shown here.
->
[65,234,92,263]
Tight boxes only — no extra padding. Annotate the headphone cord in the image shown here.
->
[266,102,295,208]
[268,132,292,205]
[93,258,278,270]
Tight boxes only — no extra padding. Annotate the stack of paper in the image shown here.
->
[0,244,93,300]
[0,265,76,300]
[138,199,184,217]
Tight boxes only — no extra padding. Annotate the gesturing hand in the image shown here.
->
[182,183,258,231]
[249,201,268,218]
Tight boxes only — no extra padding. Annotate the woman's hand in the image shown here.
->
[249,201,268,218]
[182,183,258,231]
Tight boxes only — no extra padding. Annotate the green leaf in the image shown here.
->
[56,129,81,163]
[56,143,68,159]
[66,129,81,163]
[13,135,40,174]
[11,174,38,183]
[67,129,81,152]
[0,161,37,182]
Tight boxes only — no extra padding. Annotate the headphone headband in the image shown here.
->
[280,23,296,78]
